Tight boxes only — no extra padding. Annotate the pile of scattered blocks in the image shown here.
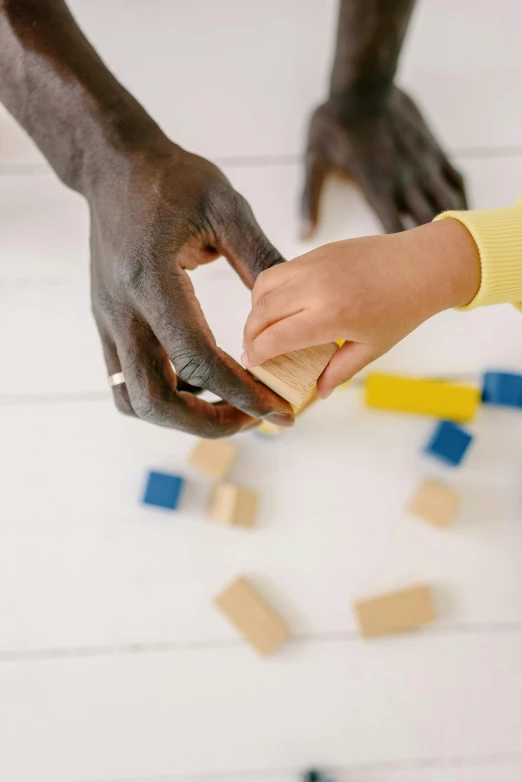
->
[139,344,522,654]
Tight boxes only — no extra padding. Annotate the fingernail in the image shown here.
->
[318,388,333,400]
[241,351,250,368]
[265,413,294,428]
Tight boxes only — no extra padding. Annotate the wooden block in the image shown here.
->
[408,479,460,527]
[256,387,320,436]
[354,585,436,639]
[188,439,237,480]
[365,374,480,422]
[256,420,285,437]
[215,577,290,655]
[295,386,319,415]
[248,343,338,407]
[207,483,258,527]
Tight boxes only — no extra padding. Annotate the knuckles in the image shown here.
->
[114,251,149,301]
[174,352,216,390]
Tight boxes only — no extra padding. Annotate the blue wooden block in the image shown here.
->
[142,471,184,510]
[424,420,473,467]
[482,371,522,408]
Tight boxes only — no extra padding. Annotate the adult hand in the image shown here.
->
[91,142,294,436]
[301,87,467,236]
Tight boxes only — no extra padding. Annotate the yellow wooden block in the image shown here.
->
[249,343,338,407]
[365,373,480,422]
[257,420,285,437]
[208,483,258,527]
[408,479,460,527]
[215,576,290,655]
[354,584,436,639]
[295,386,319,415]
[188,439,237,480]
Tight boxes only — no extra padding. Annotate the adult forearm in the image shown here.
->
[330,0,416,105]
[0,0,165,195]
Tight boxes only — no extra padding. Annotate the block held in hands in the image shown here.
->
[248,343,338,407]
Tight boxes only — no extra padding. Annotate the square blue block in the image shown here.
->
[142,471,184,510]
[482,371,522,408]
[424,420,473,467]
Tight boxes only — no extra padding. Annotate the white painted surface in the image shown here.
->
[1,1,522,781]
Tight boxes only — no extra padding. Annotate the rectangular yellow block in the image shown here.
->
[365,373,480,422]
[355,584,436,639]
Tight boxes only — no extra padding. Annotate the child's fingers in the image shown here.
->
[317,341,381,398]
[251,262,297,306]
[242,311,337,368]
[243,285,304,350]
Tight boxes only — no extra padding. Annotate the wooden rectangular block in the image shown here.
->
[248,343,338,408]
[365,374,480,422]
[208,483,258,527]
[354,585,436,639]
[408,479,460,527]
[188,439,237,480]
[215,577,290,655]
[256,387,320,436]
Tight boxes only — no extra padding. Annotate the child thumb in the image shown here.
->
[317,341,381,398]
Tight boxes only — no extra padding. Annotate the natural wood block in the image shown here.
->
[256,387,320,436]
[365,373,480,422]
[354,585,436,639]
[408,479,460,527]
[215,577,290,655]
[208,483,258,527]
[188,439,237,480]
[248,343,338,407]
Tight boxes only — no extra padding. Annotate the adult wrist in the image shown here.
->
[328,78,393,118]
[77,100,169,200]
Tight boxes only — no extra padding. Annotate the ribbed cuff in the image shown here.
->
[434,203,522,311]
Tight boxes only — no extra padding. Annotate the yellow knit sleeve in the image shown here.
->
[434,200,522,312]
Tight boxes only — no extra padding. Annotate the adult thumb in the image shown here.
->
[217,190,285,288]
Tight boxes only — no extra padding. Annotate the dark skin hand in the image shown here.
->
[301,0,467,237]
[91,144,295,435]
[0,0,294,436]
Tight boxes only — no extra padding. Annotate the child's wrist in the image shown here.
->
[409,218,481,313]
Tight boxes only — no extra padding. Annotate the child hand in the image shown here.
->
[242,219,480,398]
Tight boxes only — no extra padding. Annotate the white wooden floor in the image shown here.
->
[2,2,522,781]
